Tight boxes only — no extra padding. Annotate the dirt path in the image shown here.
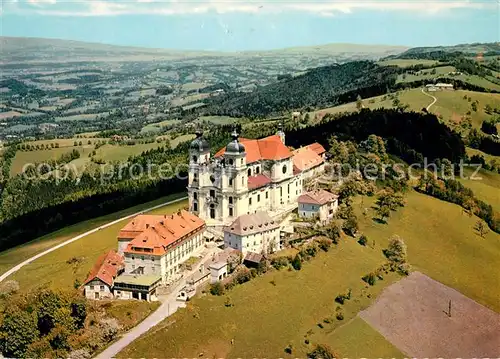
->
[0,196,187,283]
[421,87,437,111]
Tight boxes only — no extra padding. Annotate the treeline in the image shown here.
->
[467,129,500,156]
[286,108,466,164]
[199,61,399,118]
[417,177,499,234]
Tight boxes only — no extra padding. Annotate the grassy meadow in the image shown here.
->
[459,168,500,213]
[378,59,440,68]
[119,189,500,358]
[0,194,187,283]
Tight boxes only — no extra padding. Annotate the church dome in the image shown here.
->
[226,129,245,154]
[190,128,210,152]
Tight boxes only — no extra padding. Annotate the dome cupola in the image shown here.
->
[190,128,210,152]
[225,129,245,154]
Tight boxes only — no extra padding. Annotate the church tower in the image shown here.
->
[277,121,285,145]
[188,128,210,216]
[223,129,247,219]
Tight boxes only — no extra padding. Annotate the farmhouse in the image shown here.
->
[298,189,339,224]
[425,83,454,91]
[188,127,325,226]
[83,250,124,300]
[223,211,281,254]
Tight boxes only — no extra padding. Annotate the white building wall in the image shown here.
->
[84,279,113,300]
[224,228,280,254]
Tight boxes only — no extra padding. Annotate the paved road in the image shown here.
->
[95,248,217,359]
[421,87,437,111]
[0,196,187,283]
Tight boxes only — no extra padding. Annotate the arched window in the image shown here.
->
[229,196,233,204]
[229,177,233,186]
[210,204,215,219]
[193,192,198,200]
[247,168,252,176]
[193,202,198,212]
[282,164,287,174]
[228,158,234,165]
[192,155,197,162]
[256,166,260,174]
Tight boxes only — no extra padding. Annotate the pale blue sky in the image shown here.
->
[1,1,498,51]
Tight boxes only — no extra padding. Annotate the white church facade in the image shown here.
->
[187,127,326,227]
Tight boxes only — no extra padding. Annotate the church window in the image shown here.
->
[256,166,260,174]
[257,194,260,202]
[249,197,252,205]
[282,165,287,174]
[266,191,268,199]
[229,196,233,204]
[228,158,234,165]
[229,207,233,216]
[210,175,216,183]
[193,192,198,200]
[193,202,198,212]
[280,187,283,197]
[229,177,233,186]
[247,168,252,176]
[210,190,215,198]
[192,155,197,162]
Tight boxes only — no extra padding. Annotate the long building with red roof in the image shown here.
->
[187,126,325,226]
[117,209,206,285]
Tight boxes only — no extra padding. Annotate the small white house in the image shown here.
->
[298,189,339,224]
[224,211,281,255]
[209,261,228,284]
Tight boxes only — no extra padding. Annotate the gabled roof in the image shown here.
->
[248,173,271,190]
[298,189,338,206]
[225,211,280,236]
[124,210,205,256]
[215,134,292,163]
[306,143,326,156]
[84,250,124,287]
[118,214,165,239]
[292,146,324,172]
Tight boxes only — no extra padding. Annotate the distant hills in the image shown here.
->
[0,36,408,64]
[397,42,500,57]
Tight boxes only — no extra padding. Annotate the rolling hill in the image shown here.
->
[0,36,408,64]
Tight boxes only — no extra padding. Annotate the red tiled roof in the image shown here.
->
[124,210,205,256]
[118,214,166,239]
[215,135,292,164]
[298,189,338,206]
[84,250,124,287]
[292,147,324,172]
[307,143,326,156]
[248,173,271,190]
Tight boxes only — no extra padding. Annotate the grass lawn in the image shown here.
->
[119,189,500,359]
[95,143,161,162]
[326,317,403,358]
[397,65,456,83]
[0,193,187,285]
[197,116,241,125]
[119,236,400,358]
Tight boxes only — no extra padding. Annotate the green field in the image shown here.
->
[460,168,500,213]
[378,59,440,68]
[2,194,188,293]
[197,115,241,125]
[119,189,500,358]
[466,147,500,165]
[312,89,499,134]
[10,145,94,175]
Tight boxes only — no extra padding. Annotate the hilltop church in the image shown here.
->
[188,126,326,227]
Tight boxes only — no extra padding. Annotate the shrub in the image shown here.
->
[335,307,344,321]
[307,344,338,359]
[362,272,377,286]
[0,280,19,297]
[342,215,358,237]
[224,296,233,307]
[271,256,289,270]
[291,255,302,270]
[358,235,368,246]
[99,318,121,342]
[234,268,252,284]
[316,237,333,252]
[284,344,293,354]
[209,282,225,296]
